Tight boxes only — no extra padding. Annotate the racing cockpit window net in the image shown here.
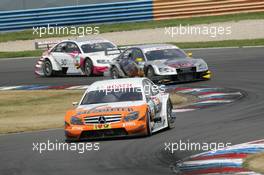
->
[145,49,187,61]
[81,88,143,105]
[81,42,116,53]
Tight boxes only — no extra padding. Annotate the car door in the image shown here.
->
[119,48,138,77]
[50,42,69,68]
[143,80,162,120]
[149,80,169,124]
[131,48,145,76]
[51,42,79,69]
[64,42,82,72]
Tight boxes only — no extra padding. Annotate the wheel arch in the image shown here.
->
[111,63,126,77]
[81,57,94,76]
[81,57,93,69]
[145,65,159,76]
[166,95,175,128]
[43,57,61,71]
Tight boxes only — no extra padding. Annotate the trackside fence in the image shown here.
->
[0,0,264,32]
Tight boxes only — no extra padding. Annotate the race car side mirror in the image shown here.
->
[187,52,193,57]
[72,102,78,106]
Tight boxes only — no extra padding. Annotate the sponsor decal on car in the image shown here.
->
[122,122,136,127]
[165,60,194,68]
[94,124,111,130]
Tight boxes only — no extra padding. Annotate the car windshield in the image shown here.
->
[81,42,116,53]
[145,49,187,61]
[81,88,143,105]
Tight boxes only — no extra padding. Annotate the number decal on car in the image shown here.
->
[61,59,67,66]
[94,124,111,130]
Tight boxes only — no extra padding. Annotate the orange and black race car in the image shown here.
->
[64,77,176,141]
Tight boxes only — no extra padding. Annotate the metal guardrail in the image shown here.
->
[0,0,153,32]
[0,0,137,11]
[1,0,264,32]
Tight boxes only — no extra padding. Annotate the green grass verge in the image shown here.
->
[0,50,42,58]
[0,90,83,134]
[0,12,264,43]
[1,39,264,59]
[0,90,186,134]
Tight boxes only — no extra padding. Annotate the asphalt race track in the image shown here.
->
[0,58,106,86]
[0,47,264,175]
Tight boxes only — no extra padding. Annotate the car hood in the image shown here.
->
[148,58,202,68]
[75,101,147,117]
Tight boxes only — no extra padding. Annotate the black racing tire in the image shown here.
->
[43,59,54,77]
[84,59,93,77]
[167,100,174,129]
[146,111,152,136]
[110,66,120,79]
[146,66,156,80]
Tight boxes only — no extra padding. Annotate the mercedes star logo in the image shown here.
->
[98,116,106,124]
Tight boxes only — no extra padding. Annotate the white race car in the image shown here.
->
[35,38,121,77]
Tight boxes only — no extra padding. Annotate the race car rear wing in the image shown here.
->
[35,40,60,50]
[105,48,121,55]
[105,46,130,56]
[118,46,129,52]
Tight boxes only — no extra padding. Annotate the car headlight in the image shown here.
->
[97,60,110,64]
[158,67,175,73]
[124,111,139,122]
[70,116,83,125]
[198,63,208,70]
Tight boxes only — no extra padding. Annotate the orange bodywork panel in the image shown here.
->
[64,104,149,140]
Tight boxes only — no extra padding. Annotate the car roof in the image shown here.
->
[87,78,148,92]
[133,44,179,50]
